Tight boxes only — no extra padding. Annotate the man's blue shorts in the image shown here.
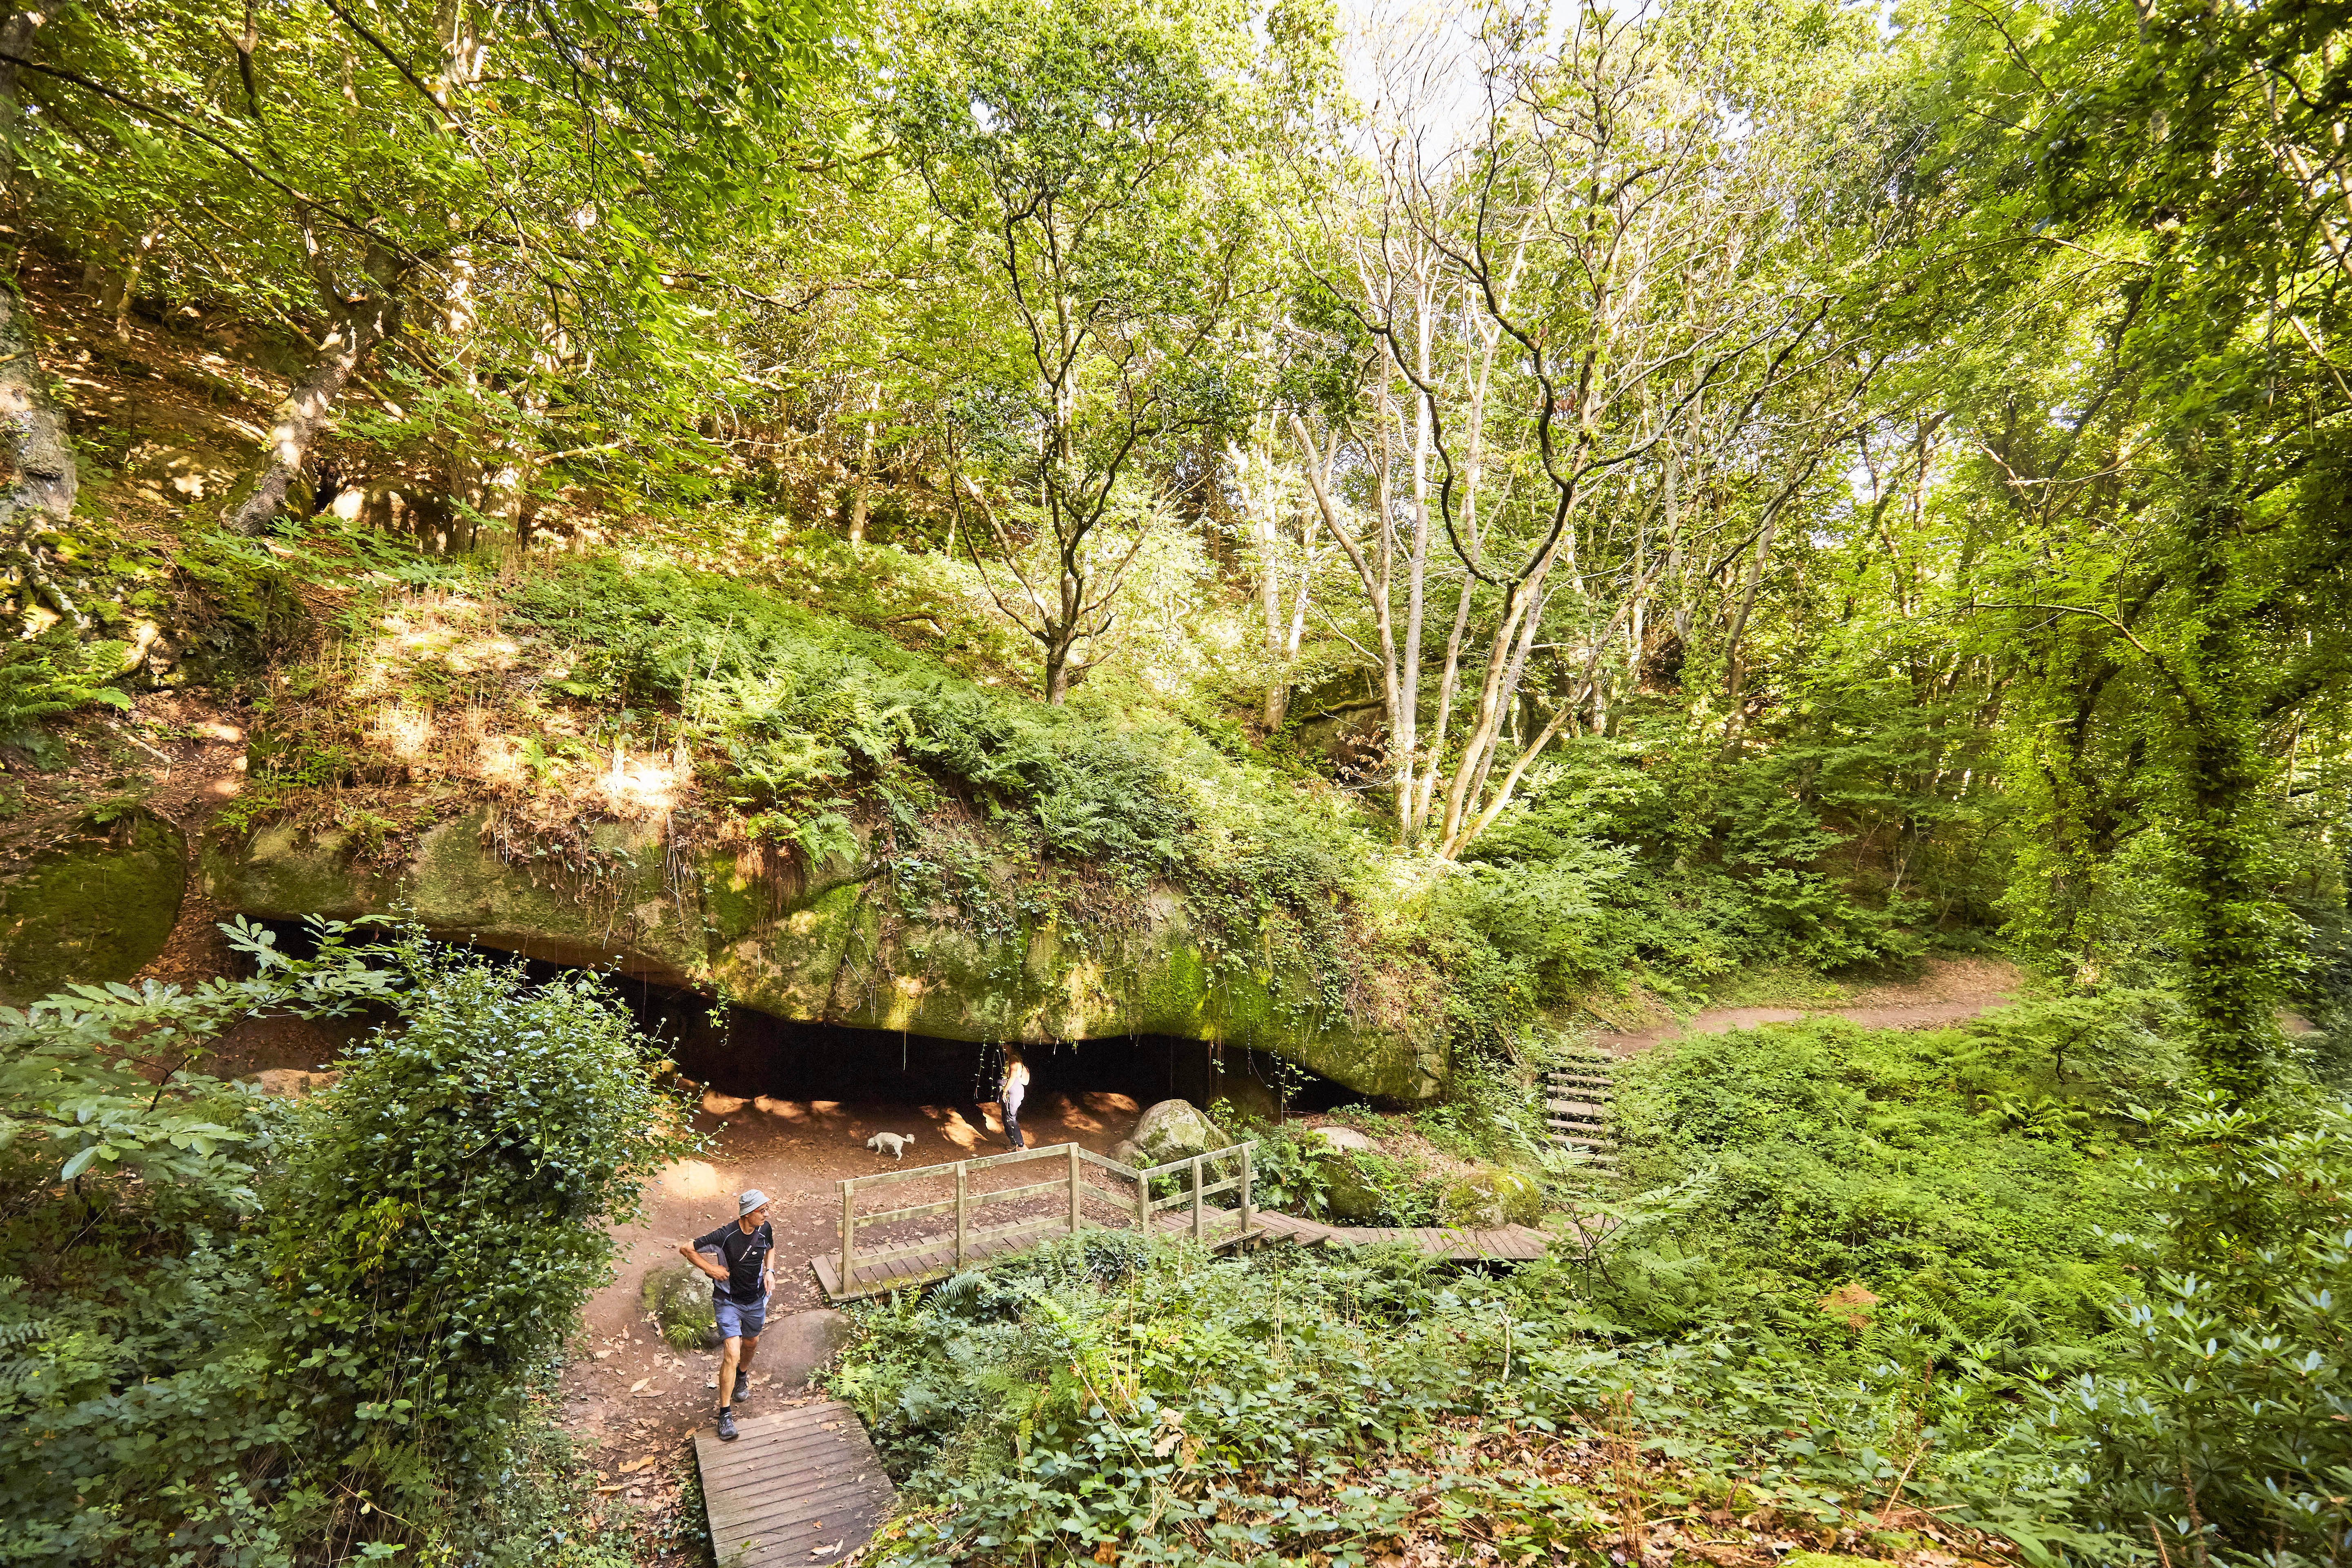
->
[715,1291,768,1340]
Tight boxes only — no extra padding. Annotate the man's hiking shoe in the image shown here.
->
[733,1371,751,1403]
[716,1409,738,1441]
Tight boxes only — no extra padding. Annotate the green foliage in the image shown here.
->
[0,927,689,1564]
[827,1229,2109,1566]
[1606,1012,2167,1364]
[2048,1094,2352,1564]
[266,940,693,1481]
[0,918,396,1198]
[0,633,133,762]
[512,556,1200,869]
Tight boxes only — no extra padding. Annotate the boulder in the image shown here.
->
[1310,1125,1374,1153]
[0,809,186,1004]
[1439,1166,1543,1228]
[1111,1099,1227,1170]
[641,1263,720,1351]
[1321,1153,1385,1223]
[761,1308,856,1389]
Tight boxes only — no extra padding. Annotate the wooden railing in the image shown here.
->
[832,1140,1257,1298]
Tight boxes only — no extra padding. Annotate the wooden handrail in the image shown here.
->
[832,1138,1261,1296]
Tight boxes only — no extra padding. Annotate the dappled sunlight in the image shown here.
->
[597,750,679,817]
[475,733,530,791]
[926,1107,984,1151]
[368,702,432,759]
[657,1159,725,1200]
[699,1091,749,1115]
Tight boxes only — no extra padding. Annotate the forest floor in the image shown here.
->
[560,1086,1146,1540]
[1596,955,2025,1057]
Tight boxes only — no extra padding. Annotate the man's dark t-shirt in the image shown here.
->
[695,1220,774,1303]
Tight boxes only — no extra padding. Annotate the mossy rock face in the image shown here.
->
[641,1263,719,1351]
[205,808,1445,1102]
[1321,1154,1385,1223]
[1439,1166,1542,1228]
[0,810,185,1004]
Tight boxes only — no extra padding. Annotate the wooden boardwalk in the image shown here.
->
[1252,1208,1553,1261]
[808,1137,1562,1304]
[694,1399,894,1568]
[1546,1052,1620,1171]
[812,1140,1260,1303]
[812,1203,1254,1300]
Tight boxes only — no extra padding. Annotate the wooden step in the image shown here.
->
[1546,1098,1609,1116]
[695,1400,895,1568]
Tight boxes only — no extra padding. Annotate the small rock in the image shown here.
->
[639,1264,719,1350]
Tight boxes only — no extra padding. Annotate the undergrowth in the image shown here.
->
[828,1011,2352,1568]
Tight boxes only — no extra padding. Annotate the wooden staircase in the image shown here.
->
[1543,1050,1619,1172]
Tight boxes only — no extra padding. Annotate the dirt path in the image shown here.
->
[557,1086,1146,1508]
[1597,955,2023,1058]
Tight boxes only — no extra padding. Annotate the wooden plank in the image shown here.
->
[962,1143,1073,1174]
[708,1473,894,1534]
[699,1433,864,1483]
[1134,1141,1256,1179]
[702,1442,888,1491]
[694,1401,895,1568]
[964,1176,1071,1205]
[854,1194,960,1227]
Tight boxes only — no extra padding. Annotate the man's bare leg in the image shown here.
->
[717,1334,744,1410]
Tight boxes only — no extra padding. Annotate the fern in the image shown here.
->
[0,1316,57,1350]
[0,636,132,736]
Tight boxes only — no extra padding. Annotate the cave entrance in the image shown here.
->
[254,920,1356,1130]
[658,1003,1357,1126]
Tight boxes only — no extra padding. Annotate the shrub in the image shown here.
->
[267,942,694,1492]
[0,927,690,1564]
[2051,1091,2352,1566]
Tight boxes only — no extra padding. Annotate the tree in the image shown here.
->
[1924,0,2352,1098]
[1288,0,1886,856]
[886,0,1261,701]
[4,0,852,543]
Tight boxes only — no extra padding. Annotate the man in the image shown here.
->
[679,1188,772,1441]
[1000,1049,1029,1150]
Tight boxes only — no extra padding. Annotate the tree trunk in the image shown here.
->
[224,285,401,536]
[847,379,880,546]
[0,10,74,551]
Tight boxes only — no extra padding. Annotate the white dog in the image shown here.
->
[865,1131,915,1160]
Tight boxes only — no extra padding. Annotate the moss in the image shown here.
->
[209,809,1442,1100]
[0,809,186,1004]
[640,1264,719,1351]
[1440,1167,1543,1227]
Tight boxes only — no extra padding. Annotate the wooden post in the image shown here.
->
[1067,1142,1082,1236]
[838,1179,855,1296]
[1239,1143,1254,1242]
[1135,1159,1150,1234]
[1191,1154,1204,1241]
[954,1159,969,1270]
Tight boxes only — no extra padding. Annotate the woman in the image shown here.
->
[1000,1049,1029,1149]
